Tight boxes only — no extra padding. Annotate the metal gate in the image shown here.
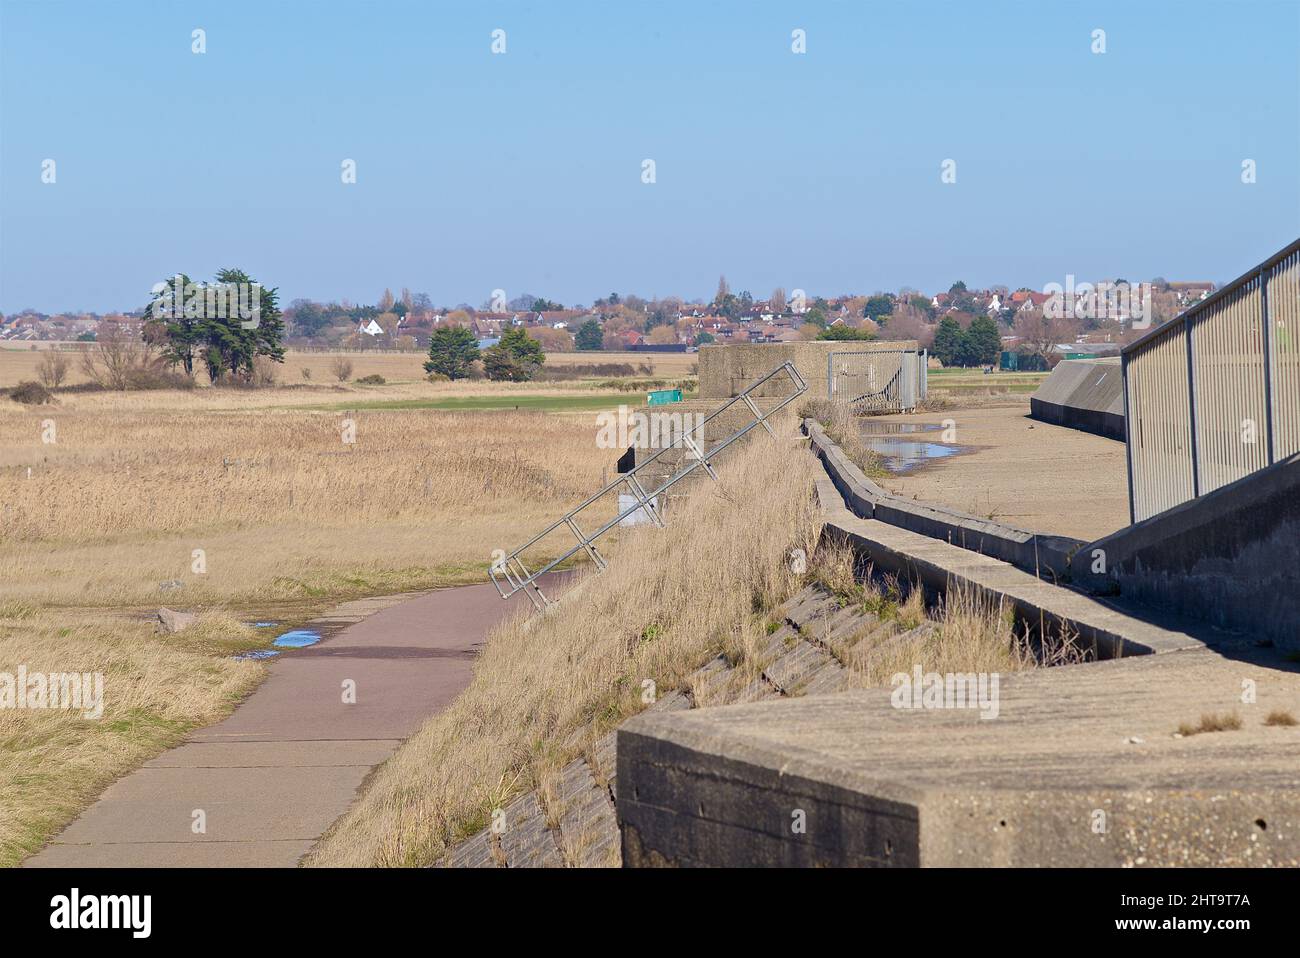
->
[827,349,928,412]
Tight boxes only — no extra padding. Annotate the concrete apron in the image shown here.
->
[25,578,559,868]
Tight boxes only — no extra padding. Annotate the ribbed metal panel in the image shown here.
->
[1267,248,1300,460]
[1125,323,1194,521]
[1189,278,1269,495]
[1123,239,1300,522]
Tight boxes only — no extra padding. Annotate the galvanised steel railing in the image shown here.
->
[1122,238,1300,523]
[489,361,808,609]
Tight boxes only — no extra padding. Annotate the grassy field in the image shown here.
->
[0,376,624,865]
[306,392,649,413]
[927,368,1047,395]
[0,344,698,389]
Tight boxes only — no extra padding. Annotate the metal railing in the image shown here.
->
[1122,238,1300,523]
[488,361,808,609]
[827,349,928,411]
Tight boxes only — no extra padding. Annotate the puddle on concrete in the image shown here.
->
[272,629,322,649]
[860,422,969,473]
[234,649,281,661]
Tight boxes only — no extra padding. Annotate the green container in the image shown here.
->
[646,388,682,406]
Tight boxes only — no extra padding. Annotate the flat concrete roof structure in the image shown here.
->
[1029,357,1124,440]
[619,646,1300,867]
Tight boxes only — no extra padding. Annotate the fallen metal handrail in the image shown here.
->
[488,361,808,609]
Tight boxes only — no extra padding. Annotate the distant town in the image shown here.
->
[1,275,1216,370]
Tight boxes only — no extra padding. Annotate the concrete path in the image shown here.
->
[870,403,1129,541]
[26,580,549,867]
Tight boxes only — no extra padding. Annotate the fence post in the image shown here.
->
[1184,319,1200,498]
[1260,267,1275,466]
[1121,349,1136,525]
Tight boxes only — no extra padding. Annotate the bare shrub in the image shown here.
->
[79,325,163,390]
[329,355,354,382]
[36,352,69,388]
[252,356,280,387]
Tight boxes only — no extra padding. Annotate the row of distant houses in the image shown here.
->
[7,279,1218,347]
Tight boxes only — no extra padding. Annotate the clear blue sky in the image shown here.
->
[1,0,1297,313]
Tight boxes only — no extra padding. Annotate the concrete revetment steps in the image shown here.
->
[436,583,938,867]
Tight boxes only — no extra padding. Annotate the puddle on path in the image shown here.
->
[232,626,321,660]
[272,629,322,649]
[860,422,970,473]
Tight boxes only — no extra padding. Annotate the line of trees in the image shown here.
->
[930,315,1001,367]
[143,268,284,383]
[425,325,547,381]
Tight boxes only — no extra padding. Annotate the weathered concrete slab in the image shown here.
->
[441,830,498,869]
[23,839,315,869]
[497,792,563,868]
[699,340,916,399]
[619,646,1300,867]
[817,478,1221,658]
[145,739,398,768]
[1074,451,1300,652]
[555,759,619,867]
[806,420,1082,579]
[764,641,839,695]
[52,764,375,845]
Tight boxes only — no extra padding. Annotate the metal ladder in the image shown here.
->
[488,361,808,610]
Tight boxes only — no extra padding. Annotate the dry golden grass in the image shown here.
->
[1265,710,1298,727]
[1177,712,1243,737]
[1,386,622,609]
[810,536,1040,685]
[0,602,264,866]
[800,398,886,476]
[305,424,821,866]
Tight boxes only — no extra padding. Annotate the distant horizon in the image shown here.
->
[2,0,1297,313]
[0,265,1255,319]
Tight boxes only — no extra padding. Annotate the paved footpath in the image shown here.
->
[26,580,545,867]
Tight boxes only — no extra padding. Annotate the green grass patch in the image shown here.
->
[310,393,635,413]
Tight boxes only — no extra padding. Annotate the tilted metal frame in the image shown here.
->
[1122,237,1300,523]
[489,361,808,609]
[826,349,928,411]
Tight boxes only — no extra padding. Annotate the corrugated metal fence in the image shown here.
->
[1123,239,1300,522]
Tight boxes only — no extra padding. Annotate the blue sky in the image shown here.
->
[1,0,1297,312]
